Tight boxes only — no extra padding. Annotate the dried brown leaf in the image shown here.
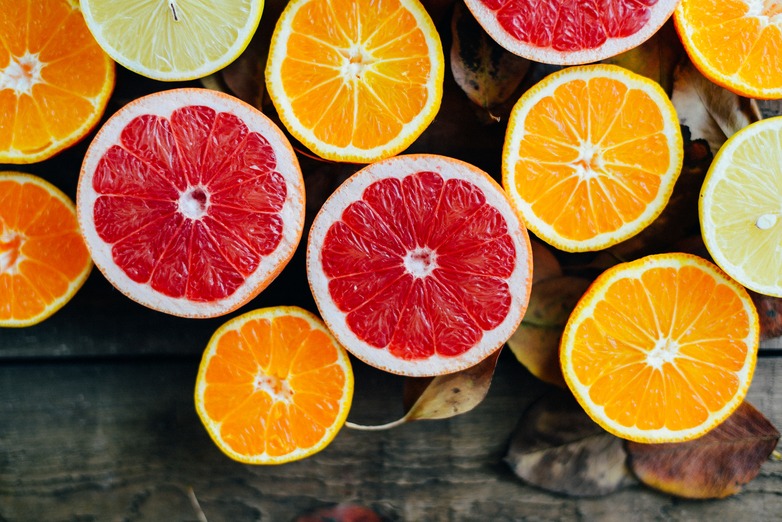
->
[505,389,636,497]
[507,276,591,388]
[530,238,562,285]
[627,401,780,499]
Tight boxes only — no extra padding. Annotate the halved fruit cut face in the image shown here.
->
[307,154,532,377]
[463,0,680,65]
[78,88,305,318]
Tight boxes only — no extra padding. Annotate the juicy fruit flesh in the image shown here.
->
[92,105,287,302]
[512,75,670,242]
[0,177,90,322]
[201,313,348,458]
[320,170,517,360]
[275,0,439,155]
[479,0,659,51]
[570,260,754,434]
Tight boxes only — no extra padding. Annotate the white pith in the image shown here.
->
[77,89,305,318]
[0,52,44,94]
[307,154,532,377]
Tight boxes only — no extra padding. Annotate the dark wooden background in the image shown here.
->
[2,29,782,522]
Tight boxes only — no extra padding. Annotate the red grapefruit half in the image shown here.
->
[463,0,680,65]
[77,88,305,318]
[307,154,533,377]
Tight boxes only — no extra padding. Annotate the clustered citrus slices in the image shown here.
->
[80,0,264,82]
[0,0,114,163]
[463,0,680,65]
[700,116,782,298]
[561,253,759,443]
[675,0,782,99]
[195,306,354,464]
[502,64,683,252]
[77,88,305,318]
[307,154,532,377]
[0,172,92,327]
[265,0,444,163]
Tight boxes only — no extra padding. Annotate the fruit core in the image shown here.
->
[0,52,44,94]
[646,337,679,370]
[477,0,659,51]
[574,141,603,180]
[340,46,374,79]
[404,247,437,278]
[0,232,23,274]
[179,186,209,220]
[752,0,782,18]
[254,371,294,402]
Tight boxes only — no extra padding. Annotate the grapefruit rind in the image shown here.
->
[0,172,93,327]
[265,0,445,163]
[700,116,782,297]
[79,0,264,82]
[194,306,354,465]
[307,154,533,377]
[463,0,680,65]
[502,64,684,253]
[77,88,305,318]
[560,253,759,443]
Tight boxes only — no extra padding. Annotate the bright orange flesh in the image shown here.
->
[675,0,782,99]
[0,0,114,163]
[266,0,444,162]
[561,253,759,443]
[0,172,92,327]
[195,307,353,464]
[503,65,683,252]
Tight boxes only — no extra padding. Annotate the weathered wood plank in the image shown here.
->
[1,354,780,521]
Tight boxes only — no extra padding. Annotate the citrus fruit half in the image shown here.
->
[502,64,683,252]
[307,154,533,377]
[463,0,680,65]
[80,0,263,81]
[77,88,305,318]
[700,116,782,297]
[1,172,92,327]
[195,306,354,464]
[0,0,114,164]
[561,253,759,443]
[674,0,782,99]
[265,0,444,163]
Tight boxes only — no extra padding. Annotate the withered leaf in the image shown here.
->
[530,238,562,285]
[346,350,501,430]
[627,401,780,499]
[507,276,591,388]
[450,2,529,111]
[671,57,761,155]
[505,389,636,497]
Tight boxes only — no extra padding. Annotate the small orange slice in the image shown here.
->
[560,253,759,443]
[502,64,683,252]
[195,306,354,464]
[0,0,114,163]
[265,0,444,163]
[0,172,92,327]
[674,0,782,99]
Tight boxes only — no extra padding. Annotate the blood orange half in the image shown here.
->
[463,0,680,65]
[307,154,533,377]
[77,88,305,318]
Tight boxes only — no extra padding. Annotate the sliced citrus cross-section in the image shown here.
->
[502,64,683,252]
[195,306,354,464]
[463,0,680,65]
[674,0,782,99]
[80,0,263,81]
[307,154,533,377]
[265,0,444,163]
[700,116,782,297]
[77,88,305,318]
[0,172,92,327]
[0,0,114,163]
[561,253,759,443]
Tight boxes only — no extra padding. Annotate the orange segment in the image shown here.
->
[502,64,683,252]
[195,306,354,464]
[561,253,759,443]
[0,172,92,327]
[0,0,114,164]
[675,0,782,99]
[266,0,444,163]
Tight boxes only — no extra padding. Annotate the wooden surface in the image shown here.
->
[3,46,782,522]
